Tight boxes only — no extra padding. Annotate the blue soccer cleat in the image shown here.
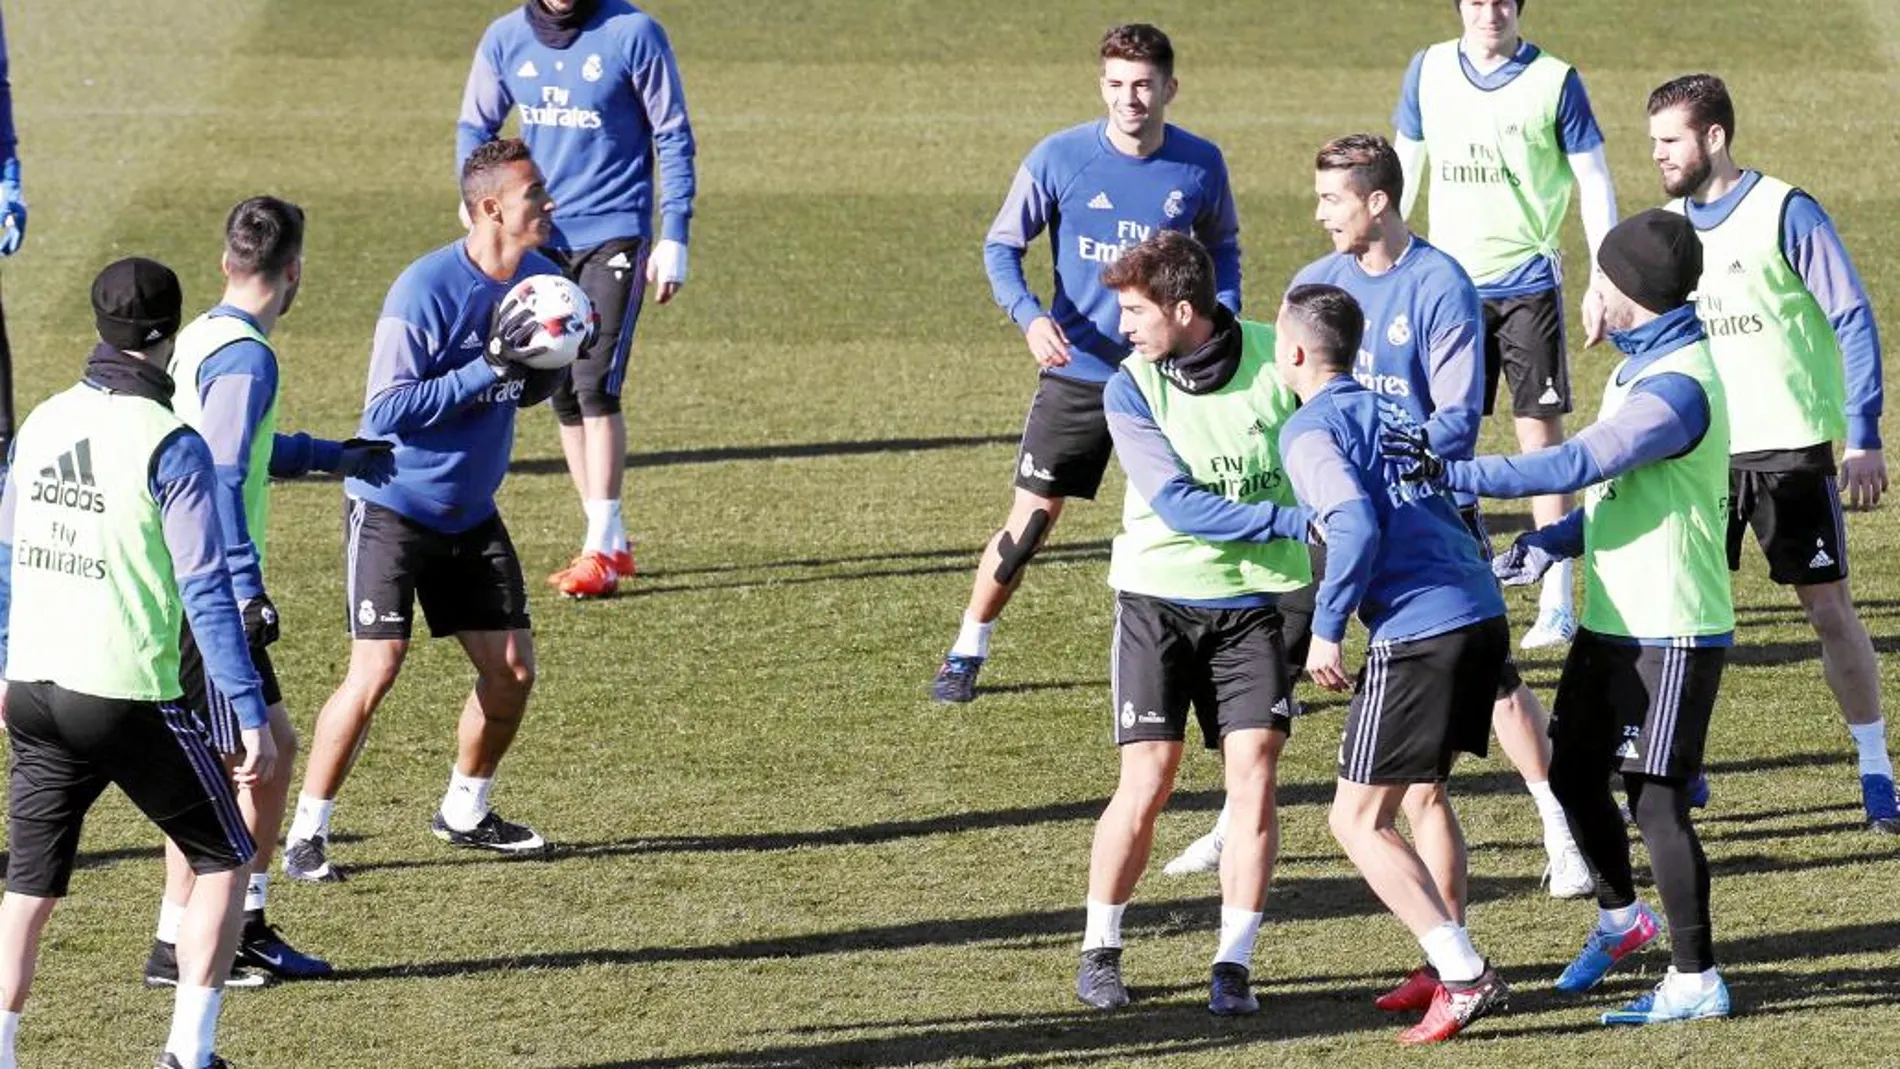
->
[1554,904,1661,993]
[1601,970,1731,1025]
[930,654,984,703]
[1688,773,1710,809]
[1862,773,1899,834]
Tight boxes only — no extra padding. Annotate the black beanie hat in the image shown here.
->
[1597,209,1703,315]
[91,257,183,351]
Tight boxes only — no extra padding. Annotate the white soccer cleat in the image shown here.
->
[1163,829,1224,876]
[1520,606,1577,650]
[1544,839,1595,899]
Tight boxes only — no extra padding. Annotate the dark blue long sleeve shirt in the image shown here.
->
[0,8,16,163]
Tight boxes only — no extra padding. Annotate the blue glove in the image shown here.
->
[336,438,396,486]
[1492,532,1565,587]
[0,157,26,258]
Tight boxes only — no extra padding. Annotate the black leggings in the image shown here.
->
[1550,762,1715,972]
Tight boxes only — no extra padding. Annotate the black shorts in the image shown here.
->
[1727,468,1848,586]
[1014,373,1112,500]
[5,681,254,897]
[546,237,649,425]
[1551,629,1725,781]
[178,623,282,756]
[1458,506,1524,696]
[1110,593,1295,749]
[1482,289,1571,418]
[345,498,531,640]
[1338,616,1508,785]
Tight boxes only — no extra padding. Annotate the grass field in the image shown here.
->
[5,0,1900,1065]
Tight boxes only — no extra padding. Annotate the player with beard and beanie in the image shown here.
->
[0,257,275,1069]
[1642,73,1895,832]
[458,0,697,598]
[282,140,565,884]
[930,23,1243,704]
[139,197,397,989]
[1390,210,1736,1024]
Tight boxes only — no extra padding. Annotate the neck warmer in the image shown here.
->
[1156,306,1243,395]
[524,0,599,49]
[83,342,176,407]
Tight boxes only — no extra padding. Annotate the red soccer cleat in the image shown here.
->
[611,547,636,580]
[557,551,620,599]
[1398,967,1508,1044]
[1375,965,1443,1012]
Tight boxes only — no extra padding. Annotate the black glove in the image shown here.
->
[1379,425,1447,487]
[337,438,396,486]
[241,594,281,648]
[484,298,549,378]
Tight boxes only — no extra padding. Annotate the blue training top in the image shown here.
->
[985,120,1241,384]
[457,0,697,252]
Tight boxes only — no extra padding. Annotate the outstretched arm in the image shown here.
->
[1448,373,1710,499]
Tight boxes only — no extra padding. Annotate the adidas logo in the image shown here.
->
[1088,192,1114,210]
[1615,738,1641,760]
[607,252,632,270]
[1810,540,1835,569]
[145,327,163,341]
[31,439,106,513]
[1538,381,1562,406]
[1728,260,1745,275]
[517,60,539,78]
[461,330,484,350]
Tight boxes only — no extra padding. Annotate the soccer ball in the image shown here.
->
[500,274,596,371]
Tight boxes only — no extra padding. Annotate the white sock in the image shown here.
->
[1213,906,1263,967]
[1539,559,1573,613]
[2,1009,20,1069]
[156,898,185,944]
[1662,965,1721,996]
[582,499,619,555]
[165,984,221,1069]
[1599,902,1643,933]
[1082,898,1126,951]
[287,794,334,844]
[950,614,995,660]
[1212,797,1233,843]
[244,873,269,915]
[1525,780,1572,842]
[1848,720,1894,778]
[1418,922,1484,983]
[440,769,494,832]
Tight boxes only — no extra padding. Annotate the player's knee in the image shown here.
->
[550,384,586,427]
[480,656,536,698]
[574,386,623,419]
[1545,752,1596,812]
[1800,583,1860,638]
[992,508,1052,585]
[1326,796,1365,845]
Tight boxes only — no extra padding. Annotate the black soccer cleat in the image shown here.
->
[430,810,548,853]
[155,1054,231,1069]
[143,939,267,990]
[1208,962,1259,1015]
[235,912,335,981]
[1076,946,1130,1010]
[282,835,346,883]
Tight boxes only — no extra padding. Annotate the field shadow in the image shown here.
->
[622,540,1111,598]
[647,541,1112,580]
[1725,633,1900,668]
[509,434,1018,477]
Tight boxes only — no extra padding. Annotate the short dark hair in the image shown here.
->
[224,196,304,278]
[1100,24,1173,77]
[461,138,535,209]
[1647,74,1736,144]
[1282,284,1364,371]
[1316,134,1404,209]
[1100,230,1215,318]
[1452,0,1525,13]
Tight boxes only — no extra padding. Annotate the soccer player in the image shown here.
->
[1275,282,1510,1044]
[142,197,397,987]
[930,23,1241,702]
[458,0,696,599]
[1393,210,1735,1024]
[1643,74,1895,832]
[1075,232,1311,1016]
[283,139,567,882]
[1164,134,1592,897]
[0,7,27,454]
[0,258,274,1069]
[1394,0,1617,648]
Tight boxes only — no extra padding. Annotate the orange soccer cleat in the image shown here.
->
[556,551,621,599]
